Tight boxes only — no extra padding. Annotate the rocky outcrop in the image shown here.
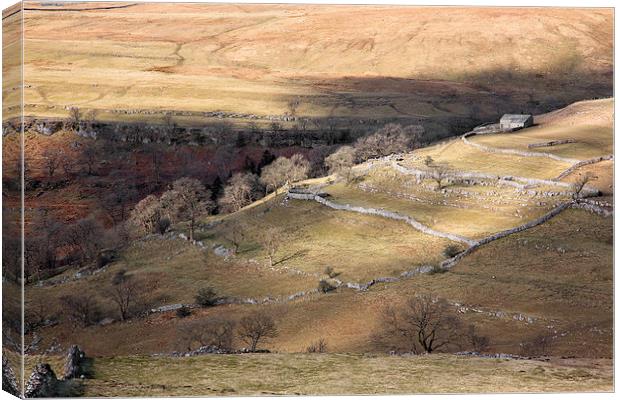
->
[25,363,58,398]
[63,345,86,380]
[2,357,20,397]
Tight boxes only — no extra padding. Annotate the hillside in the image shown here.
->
[2,3,614,395]
[9,98,612,395]
[20,3,612,131]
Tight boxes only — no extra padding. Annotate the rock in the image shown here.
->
[98,317,115,326]
[63,345,86,380]
[213,244,233,258]
[2,357,20,397]
[25,363,58,398]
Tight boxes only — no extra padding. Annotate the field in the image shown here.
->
[21,353,612,396]
[19,3,612,132]
[472,98,613,160]
[2,2,614,396]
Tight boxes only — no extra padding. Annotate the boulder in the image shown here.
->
[25,363,58,398]
[2,357,20,397]
[63,345,86,380]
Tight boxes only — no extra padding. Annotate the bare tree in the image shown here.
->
[222,221,247,254]
[42,147,64,178]
[107,272,143,321]
[177,317,236,352]
[60,294,101,328]
[145,144,164,186]
[466,324,490,353]
[306,338,328,353]
[66,107,81,132]
[256,226,287,267]
[162,112,176,138]
[354,123,417,162]
[80,141,100,175]
[260,154,310,195]
[377,294,462,354]
[218,172,262,213]
[61,216,105,265]
[287,97,301,117]
[129,195,164,236]
[238,311,278,352]
[429,163,450,191]
[570,172,594,199]
[520,332,554,356]
[160,178,214,241]
[325,146,356,183]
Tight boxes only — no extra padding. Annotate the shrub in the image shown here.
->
[318,279,337,293]
[176,305,191,318]
[443,244,462,258]
[195,287,218,307]
[306,338,328,353]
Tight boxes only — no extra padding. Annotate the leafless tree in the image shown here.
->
[61,216,105,265]
[325,146,356,183]
[222,221,247,254]
[238,311,278,352]
[377,294,462,354]
[287,97,301,117]
[60,152,75,177]
[41,147,64,178]
[212,145,236,180]
[66,107,81,132]
[129,194,164,236]
[107,272,143,321]
[163,112,176,138]
[177,317,236,352]
[80,141,100,175]
[429,163,450,191]
[160,178,214,241]
[2,210,21,283]
[354,123,418,162]
[60,294,101,328]
[570,172,594,199]
[466,324,490,353]
[260,154,310,195]
[218,172,262,213]
[520,332,554,356]
[306,338,328,353]
[256,225,288,267]
[145,144,164,186]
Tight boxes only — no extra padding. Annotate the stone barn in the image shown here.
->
[499,114,533,132]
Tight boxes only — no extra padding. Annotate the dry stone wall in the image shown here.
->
[555,154,614,180]
[288,191,476,245]
[461,132,580,164]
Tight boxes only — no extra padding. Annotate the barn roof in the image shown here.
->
[500,114,532,123]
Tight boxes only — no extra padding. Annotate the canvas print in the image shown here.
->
[1,1,614,397]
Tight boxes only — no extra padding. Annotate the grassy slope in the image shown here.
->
[82,354,612,395]
[473,98,613,159]
[20,99,613,395]
[21,4,612,124]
